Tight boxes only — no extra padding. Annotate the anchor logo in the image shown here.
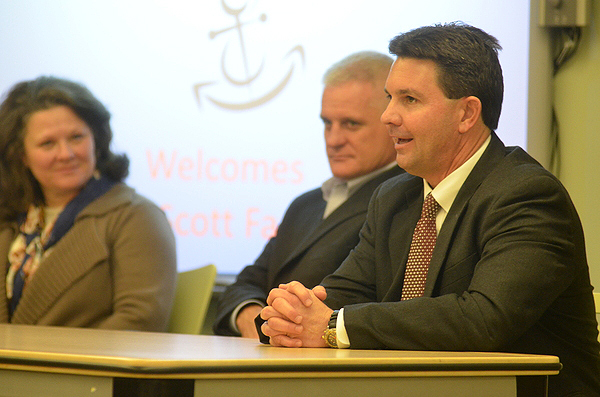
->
[193,0,305,111]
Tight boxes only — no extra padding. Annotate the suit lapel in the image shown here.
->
[278,198,326,265]
[423,133,507,296]
[277,188,367,272]
[276,167,403,277]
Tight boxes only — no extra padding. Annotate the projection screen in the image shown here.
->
[0,0,530,274]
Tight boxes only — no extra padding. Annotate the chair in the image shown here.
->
[167,264,217,334]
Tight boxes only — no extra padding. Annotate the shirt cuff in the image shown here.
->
[230,299,265,335]
[336,308,351,348]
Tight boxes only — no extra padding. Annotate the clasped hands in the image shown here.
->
[260,281,333,347]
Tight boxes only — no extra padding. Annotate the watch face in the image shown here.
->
[324,329,338,348]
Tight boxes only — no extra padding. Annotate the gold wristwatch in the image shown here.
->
[322,310,339,348]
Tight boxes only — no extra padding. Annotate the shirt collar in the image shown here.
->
[322,162,397,201]
[426,135,491,215]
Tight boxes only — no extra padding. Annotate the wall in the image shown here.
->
[553,1,600,289]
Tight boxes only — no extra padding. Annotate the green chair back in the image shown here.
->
[167,264,217,334]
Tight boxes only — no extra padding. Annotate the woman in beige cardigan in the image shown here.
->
[0,76,176,331]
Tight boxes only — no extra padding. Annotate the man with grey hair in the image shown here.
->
[213,51,404,338]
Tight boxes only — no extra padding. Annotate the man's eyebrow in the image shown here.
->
[386,87,421,97]
[341,117,362,124]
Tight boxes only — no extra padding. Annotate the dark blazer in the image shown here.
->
[322,133,600,396]
[213,166,404,336]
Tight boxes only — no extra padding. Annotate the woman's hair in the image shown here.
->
[0,76,129,220]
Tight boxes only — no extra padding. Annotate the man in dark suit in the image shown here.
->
[213,51,403,337]
[259,23,600,396]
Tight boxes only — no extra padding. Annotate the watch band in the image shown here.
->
[328,310,339,328]
[323,310,340,348]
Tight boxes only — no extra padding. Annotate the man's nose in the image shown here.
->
[325,124,346,147]
[380,103,400,127]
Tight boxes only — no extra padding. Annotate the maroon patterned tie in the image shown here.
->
[401,193,440,300]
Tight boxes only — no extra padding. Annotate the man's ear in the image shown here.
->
[458,96,482,133]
